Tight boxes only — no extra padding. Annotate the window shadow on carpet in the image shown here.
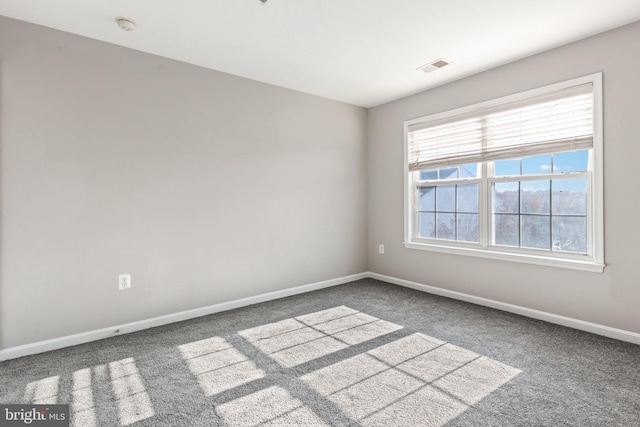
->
[176,305,521,426]
[15,305,521,426]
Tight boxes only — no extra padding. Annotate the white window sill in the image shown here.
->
[404,241,605,273]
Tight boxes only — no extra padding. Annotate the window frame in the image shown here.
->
[403,73,604,273]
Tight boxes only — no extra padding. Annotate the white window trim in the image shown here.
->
[403,73,604,273]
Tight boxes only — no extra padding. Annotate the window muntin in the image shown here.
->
[416,164,480,243]
[490,151,589,254]
[404,74,603,272]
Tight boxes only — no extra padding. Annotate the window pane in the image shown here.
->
[420,169,437,180]
[438,167,459,180]
[552,179,587,215]
[494,214,519,246]
[522,155,551,175]
[493,182,519,213]
[521,180,550,214]
[457,214,478,242]
[522,215,550,249]
[552,216,587,254]
[494,159,520,176]
[419,186,435,211]
[457,184,478,213]
[436,213,455,240]
[553,150,588,173]
[460,163,478,178]
[418,212,435,238]
[436,185,456,212]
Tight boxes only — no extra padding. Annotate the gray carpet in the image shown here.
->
[1,278,640,426]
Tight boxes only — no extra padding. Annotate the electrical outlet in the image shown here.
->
[118,274,131,290]
[379,244,385,254]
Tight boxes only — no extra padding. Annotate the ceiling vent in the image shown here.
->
[417,58,450,73]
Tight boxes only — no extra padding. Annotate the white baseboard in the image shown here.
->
[0,272,368,361]
[3,270,637,361]
[369,272,640,346]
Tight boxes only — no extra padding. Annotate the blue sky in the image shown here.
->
[495,150,588,176]
[494,150,588,191]
[420,150,589,191]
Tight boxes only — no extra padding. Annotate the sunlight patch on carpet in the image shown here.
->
[300,331,521,426]
[24,375,59,404]
[362,384,469,426]
[308,312,379,335]
[434,355,521,405]
[177,306,520,426]
[71,368,96,427]
[295,306,360,326]
[178,337,265,396]
[332,320,403,346]
[269,336,349,368]
[108,358,154,426]
[217,385,329,426]
[238,318,307,342]
[398,343,480,382]
[177,336,233,359]
[300,353,388,396]
[331,368,424,419]
[243,325,325,355]
[238,306,403,368]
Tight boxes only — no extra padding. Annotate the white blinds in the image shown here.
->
[408,83,594,171]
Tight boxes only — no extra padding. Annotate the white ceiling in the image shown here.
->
[1,0,640,107]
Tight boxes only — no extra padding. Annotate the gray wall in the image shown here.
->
[2,14,639,351]
[368,21,640,334]
[0,17,368,348]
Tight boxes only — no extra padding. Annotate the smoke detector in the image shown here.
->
[115,17,137,31]
[417,58,450,73]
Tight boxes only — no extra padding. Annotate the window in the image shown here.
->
[404,73,604,272]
